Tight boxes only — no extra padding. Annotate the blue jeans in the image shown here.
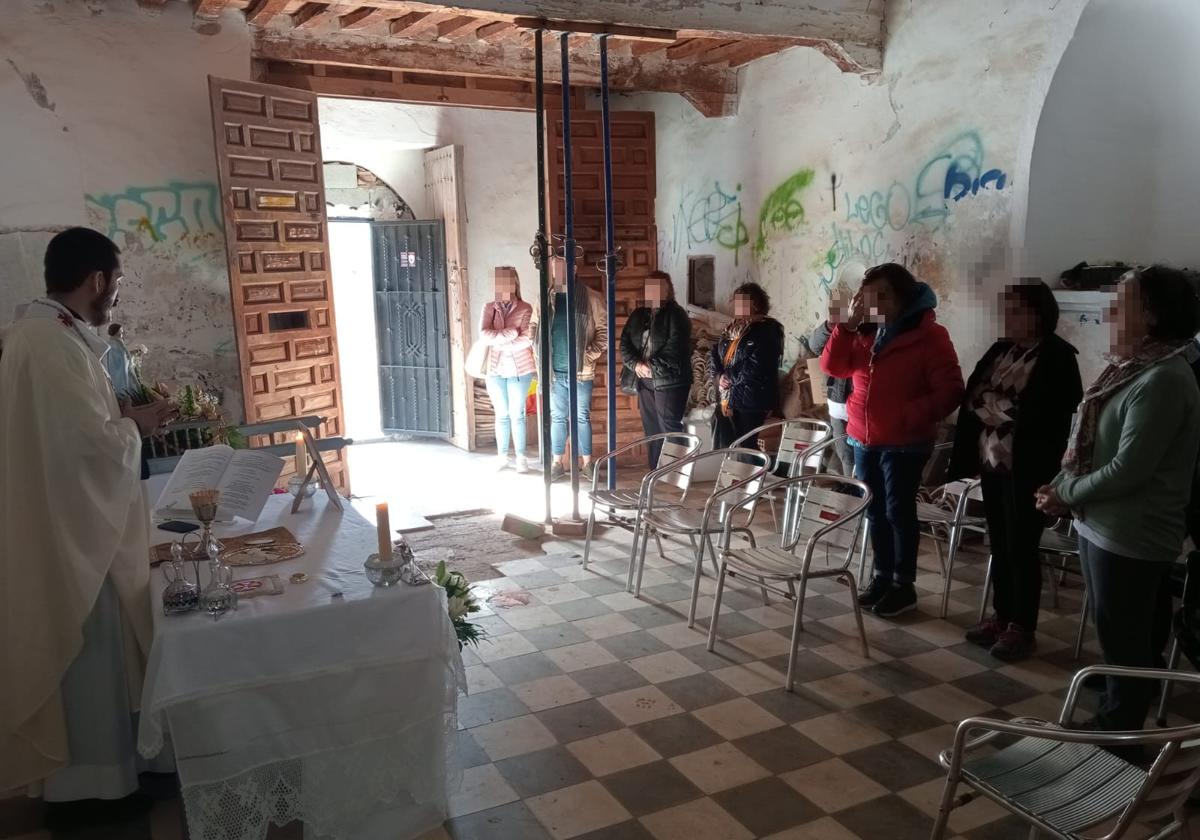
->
[485,373,534,457]
[550,376,593,457]
[854,446,929,584]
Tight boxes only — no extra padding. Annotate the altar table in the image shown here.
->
[137,489,464,840]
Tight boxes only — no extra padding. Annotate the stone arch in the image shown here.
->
[323,161,416,221]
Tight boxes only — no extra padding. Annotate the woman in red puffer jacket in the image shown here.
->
[821,263,964,619]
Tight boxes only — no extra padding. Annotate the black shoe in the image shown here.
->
[857,576,891,608]
[873,583,918,618]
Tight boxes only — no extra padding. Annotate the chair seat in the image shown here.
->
[722,545,846,580]
[1040,530,1078,555]
[952,734,1145,836]
[589,488,683,513]
[917,501,985,527]
[643,505,748,535]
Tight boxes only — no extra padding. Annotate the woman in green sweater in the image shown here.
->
[1036,265,1200,732]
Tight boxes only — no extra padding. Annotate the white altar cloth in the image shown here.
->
[137,490,464,840]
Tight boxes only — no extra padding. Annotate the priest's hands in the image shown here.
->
[122,397,178,437]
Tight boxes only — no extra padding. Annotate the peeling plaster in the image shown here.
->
[6,60,56,112]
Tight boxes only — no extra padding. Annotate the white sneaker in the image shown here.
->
[493,455,512,471]
[514,455,529,473]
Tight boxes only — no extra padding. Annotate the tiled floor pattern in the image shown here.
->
[6,519,1200,840]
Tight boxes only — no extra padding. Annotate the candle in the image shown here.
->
[376,502,392,562]
[294,433,307,473]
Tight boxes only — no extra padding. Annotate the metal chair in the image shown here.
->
[1155,553,1200,727]
[707,474,872,691]
[978,518,1090,660]
[581,431,702,570]
[628,447,772,628]
[729,418,831,529]
[931,665,1200,840]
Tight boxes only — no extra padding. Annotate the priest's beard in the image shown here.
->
[87,278,120,327]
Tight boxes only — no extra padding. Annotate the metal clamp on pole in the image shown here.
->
[559,31,582,522]
[532,29,553,525]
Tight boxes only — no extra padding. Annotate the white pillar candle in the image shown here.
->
[295,433,307,473]
[376,503,392,562]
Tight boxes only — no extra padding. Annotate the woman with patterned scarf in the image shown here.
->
[948,281,1082,661]
[1037,266,1200,734]
[710,282,784,450]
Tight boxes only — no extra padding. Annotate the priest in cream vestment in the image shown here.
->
[0,228,176,805]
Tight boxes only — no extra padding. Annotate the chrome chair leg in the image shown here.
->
[786,586,804,692]
[654,532,668,559]
[1157,637,1182,727]
[582,506,598,570]
[686,532,709,629]
[706,560,729,652]
[1074,589,1090,661]
[634,524,653,598]
[939,525,959,619]
[977,555,994,623]
[844,572,870,659]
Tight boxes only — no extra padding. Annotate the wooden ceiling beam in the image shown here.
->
[695,38,790,65]
[246,0,291,26]
[474,20,513,42]
[629,40,667,58]
[338,6,391,29]
[434,15,481,40]
[401,9,467,39]
[254,28,736,97]
[259,68,538,111]
[664,38,719,61]
[293,2,351,29]
[510,17,675,42]
[388,11,429,35]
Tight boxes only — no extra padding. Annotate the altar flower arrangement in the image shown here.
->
[432,561,485,650]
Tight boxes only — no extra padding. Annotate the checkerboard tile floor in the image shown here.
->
[420,521,1200,840]
[7,518,1200,840]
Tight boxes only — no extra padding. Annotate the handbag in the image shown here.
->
[620,317,652,396]
[465,341,489,379]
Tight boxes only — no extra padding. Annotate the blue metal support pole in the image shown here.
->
[534,31,553,525]
[599,35,618,491]
[560,32,581,520]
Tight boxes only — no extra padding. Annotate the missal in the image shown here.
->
[154,446,285,523]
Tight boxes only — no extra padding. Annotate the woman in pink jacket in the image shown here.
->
[480,266,536,472]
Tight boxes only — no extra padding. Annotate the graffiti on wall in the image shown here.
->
[85,181,222,244]
[817,131,1009,293]
[754,168,815,258]
[671,182,750,264]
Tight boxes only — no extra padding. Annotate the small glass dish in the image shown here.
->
[288,474,317,499]
[364,552,403,587]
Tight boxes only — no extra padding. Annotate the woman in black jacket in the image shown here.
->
[948,280,1082,661]
[711,282,785,450]
[621,271,693,466]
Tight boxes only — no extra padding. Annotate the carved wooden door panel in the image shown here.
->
[208,76,348,491]
[547,110,657,464]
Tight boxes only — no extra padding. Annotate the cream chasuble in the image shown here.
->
[0,299,152,792]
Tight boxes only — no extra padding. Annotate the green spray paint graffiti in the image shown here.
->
[85,182,222,243]
[672,182,750,265]
[754,169,815,258]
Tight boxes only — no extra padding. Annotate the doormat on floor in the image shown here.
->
[404,509,545,583]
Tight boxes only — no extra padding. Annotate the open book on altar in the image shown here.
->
[154,446,285,523]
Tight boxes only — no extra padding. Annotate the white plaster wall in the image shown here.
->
[1025,0,1200,280]
[645,0,1092,372]
[317,98,538,335]
[0,0,251,419]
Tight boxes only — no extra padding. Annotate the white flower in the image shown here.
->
[447,595,469,621]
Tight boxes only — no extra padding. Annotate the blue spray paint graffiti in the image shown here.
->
[85,182,222,242]
[672,182,750,265]
[817,131,1009,293]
